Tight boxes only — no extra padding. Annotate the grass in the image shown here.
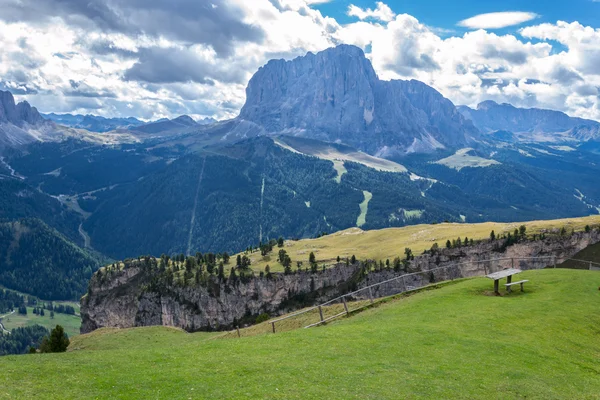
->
[435,148,501,171]
[0,269,599,399]
[247,215,600,272]
[0,306,81,338]
[356,190,372,228]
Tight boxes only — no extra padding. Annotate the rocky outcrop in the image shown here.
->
[0,90,49,150]
[238,45,478,155]
[81,230,600,334]
[0,91,43,126]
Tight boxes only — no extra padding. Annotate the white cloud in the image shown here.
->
[0,0,599,123]
[348,2,396,23]
[458,12,539,30]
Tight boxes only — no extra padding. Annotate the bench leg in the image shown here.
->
[520,283,524,292]
[494,280,499,294]
[507,285,511,293]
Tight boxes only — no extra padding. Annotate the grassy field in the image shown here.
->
[248,215,600,272]
[0,268,599,399]
[0,306,81,338]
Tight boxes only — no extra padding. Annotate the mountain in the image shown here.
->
[133,115,200,134]
[239,45,479,155]
[198,117,217,125]
[0,91,43,126]
[42,113,144,133]
[1,45,600,276]
[0,91,50,149]
[458,101,600,142]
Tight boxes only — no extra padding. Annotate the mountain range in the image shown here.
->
[1,44,600,300]
[458,101,600,143]
[43,113,217,133]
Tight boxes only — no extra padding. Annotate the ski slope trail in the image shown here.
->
[186,157,206,256]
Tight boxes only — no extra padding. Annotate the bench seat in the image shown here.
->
[504,280,529,292]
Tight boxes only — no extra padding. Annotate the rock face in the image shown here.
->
[458,101,600,142]
[239,45,478,155]
[0,90,48,150]
[0,91,43,126]
[81,230,600,334]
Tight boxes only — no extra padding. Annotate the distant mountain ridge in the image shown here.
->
[239,45,479,155]
[44,113,217,134]
[458,101,600,142]
[43,113,145,133]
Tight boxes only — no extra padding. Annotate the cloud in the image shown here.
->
[0,0,599,123]
[123,46,246,84]
[458,12,539,30]
[0,0,264,56]
[348,2,396,23]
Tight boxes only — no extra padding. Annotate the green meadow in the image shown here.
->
[1,268,599,399]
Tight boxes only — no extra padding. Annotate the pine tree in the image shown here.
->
[519,225,527,237]
[490,230,496,241]
[40,325,69,353]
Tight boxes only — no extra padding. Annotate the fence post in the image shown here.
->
[553,256,556,269]
[271,322,276,334]
[368,286,374,304]
[318,305,324,322]
[342,296,349,315]
[236,326,241,338]
[511,258,514,269]
[590,262,593,271]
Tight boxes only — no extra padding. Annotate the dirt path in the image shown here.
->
[0,157,23,180]
[78,223,92,249]
[0,310,15,334]
[186,157,206,256]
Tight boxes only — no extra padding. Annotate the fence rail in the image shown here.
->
[270,256,557,334]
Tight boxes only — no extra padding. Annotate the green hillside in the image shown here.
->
[0,218,102,300]
[1,269,599,399]
[244,215,600,272]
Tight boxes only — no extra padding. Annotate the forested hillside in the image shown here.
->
[0,219,101,299]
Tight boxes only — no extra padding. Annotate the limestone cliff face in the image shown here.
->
[238,45,477,155]
[81,230,600,334]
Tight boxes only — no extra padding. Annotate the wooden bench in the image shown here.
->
[505,280,529,293]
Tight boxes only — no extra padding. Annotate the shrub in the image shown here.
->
[255,313,270,324]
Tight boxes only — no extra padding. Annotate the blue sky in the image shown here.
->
[316,0,600,35]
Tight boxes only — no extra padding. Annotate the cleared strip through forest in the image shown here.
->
[186,157,206,256]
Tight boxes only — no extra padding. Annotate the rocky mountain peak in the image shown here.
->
[0,90,44,126]
[238,45,475,155]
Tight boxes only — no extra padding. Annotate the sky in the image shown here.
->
[0,0,599,121]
